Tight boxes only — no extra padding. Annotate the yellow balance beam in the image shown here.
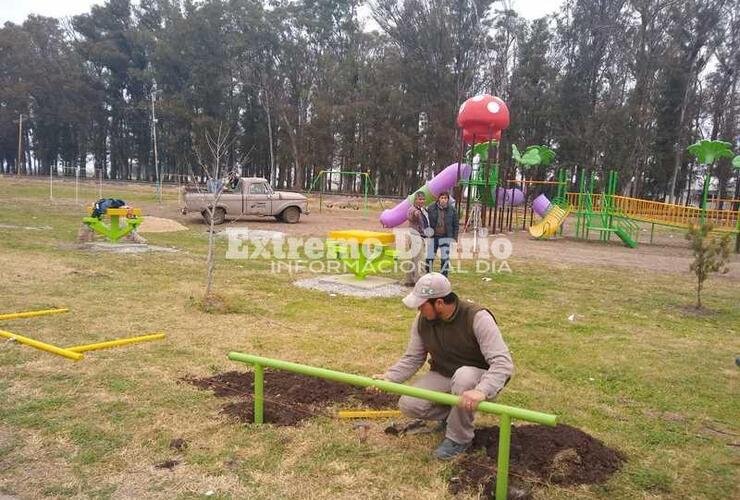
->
[0,329,83,361]
[0,308,69,321]
[66,333,166,353]
[336,410,402,419]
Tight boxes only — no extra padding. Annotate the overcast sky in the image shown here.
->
[1,0,564,25]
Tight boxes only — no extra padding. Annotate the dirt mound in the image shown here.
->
[183,370,399,426]
[450,424,625,496]
[138,216,188,233]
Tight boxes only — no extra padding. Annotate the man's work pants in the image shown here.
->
[398,367,487,444]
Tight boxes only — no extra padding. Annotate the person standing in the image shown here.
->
[403,192,431,286]
[426,192,459,277]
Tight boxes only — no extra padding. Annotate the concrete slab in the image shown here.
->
[317,274,397,289]
[75,243,179,253]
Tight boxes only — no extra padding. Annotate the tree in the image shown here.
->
[685,223,731,308]
[192,124,236,303]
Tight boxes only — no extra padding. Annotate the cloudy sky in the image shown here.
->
[1,0,564,25]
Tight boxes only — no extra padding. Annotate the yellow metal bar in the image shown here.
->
[86,207,142,216]
[66,333,165,353]
[336,409,403,419]
[0,329,83,361]
[0,308,69,321]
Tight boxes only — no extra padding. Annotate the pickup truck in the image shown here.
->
[182,177,308,224]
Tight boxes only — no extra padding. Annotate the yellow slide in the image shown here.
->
[529,204,572,238]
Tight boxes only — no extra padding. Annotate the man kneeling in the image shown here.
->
[376,273,514,459]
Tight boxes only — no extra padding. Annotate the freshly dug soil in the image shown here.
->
[450,424,626,497]
[183,370,399,426]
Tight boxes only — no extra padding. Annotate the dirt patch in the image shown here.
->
[154,459,179,470]
[677,304,718,317]
[182,370,399,426]
[169,438,188,451]
[138,216,188,233]
[450,424,625,496]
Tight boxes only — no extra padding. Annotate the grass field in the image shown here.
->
[1,176,738,499]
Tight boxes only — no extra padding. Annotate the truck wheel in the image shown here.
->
[202,207,226,225]
[281,206,301,224]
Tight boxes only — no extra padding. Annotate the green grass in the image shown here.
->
[0,176,738,499]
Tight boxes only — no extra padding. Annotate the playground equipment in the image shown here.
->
[526,170,572,240]
[307,170,382,216]
[566,169,739,246]
[457,95,510,141]
[83,206,143,242]
[228,352,557,500]
[326,230,396,280]
[0,308,165,361]
[528,197,572,239]
[430,96,739,250]
[571,171,639,247]
[379,163,472,228]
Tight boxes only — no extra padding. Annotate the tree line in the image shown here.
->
[0,0,738,201]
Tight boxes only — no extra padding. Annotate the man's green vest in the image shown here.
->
[417,298,495,378]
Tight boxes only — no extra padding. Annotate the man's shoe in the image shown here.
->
[433,438,471,460]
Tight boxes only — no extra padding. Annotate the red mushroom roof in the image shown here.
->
[457,95,510,134]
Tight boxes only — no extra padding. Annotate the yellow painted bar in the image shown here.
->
[0,308,69,321]
[86,207,142,216]
[66,333,165,353]
[328,230,395,245]
[0,329,83,361]
[336,409,403,419]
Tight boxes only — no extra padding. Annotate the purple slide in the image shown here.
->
[380,163,472,228]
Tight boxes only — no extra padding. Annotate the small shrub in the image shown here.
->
[685,223,731,308]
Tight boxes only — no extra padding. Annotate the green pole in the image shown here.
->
[254,363,264,424]
[496,414,512,500]
[228,352,558,426]
[701,173,709,225]
[363,173,369,218]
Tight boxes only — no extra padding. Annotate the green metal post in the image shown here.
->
[254,363,264,424]
[362,173,369,217]
[496,414,512,500]
[701,173,709,225]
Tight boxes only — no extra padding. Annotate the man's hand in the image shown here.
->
[458,389,486,412]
